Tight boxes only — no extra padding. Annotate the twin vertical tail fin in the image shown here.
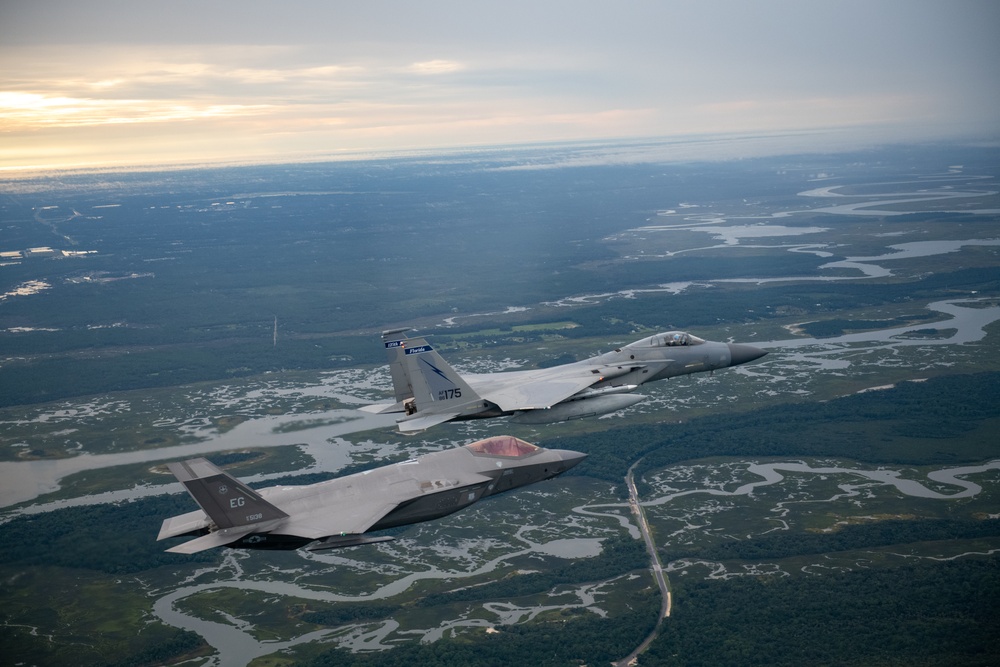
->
[403,337,477,405]
[381,328,414,404]
[372,329,492,431]
[159,457,289,553]
[357,329,416,415]
[396,337,490,432]
[167,458,288,530]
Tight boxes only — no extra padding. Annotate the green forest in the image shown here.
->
[3,264,998,408]
[646,558,999,667]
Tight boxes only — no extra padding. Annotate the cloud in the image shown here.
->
[1,1,997,171]
[0,91,272,130]
[407,60,465,75]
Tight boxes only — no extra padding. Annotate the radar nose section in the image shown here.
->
[550,449,588,473]
[727,343,768,367]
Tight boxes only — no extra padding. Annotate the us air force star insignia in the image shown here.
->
[218,485,228,495]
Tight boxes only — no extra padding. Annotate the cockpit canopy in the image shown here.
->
[625,331,705,349]
[466,435,541,458]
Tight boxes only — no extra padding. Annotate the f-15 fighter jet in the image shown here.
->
[158,435,585,553]
[362,329,767,433]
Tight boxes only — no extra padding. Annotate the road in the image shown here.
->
[615,461,671,667]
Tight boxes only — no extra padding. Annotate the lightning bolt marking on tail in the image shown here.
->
[421,358,453,384]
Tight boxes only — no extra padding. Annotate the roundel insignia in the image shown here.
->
[218,485,228,495]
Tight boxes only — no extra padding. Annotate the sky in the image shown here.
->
[1,0,998,172]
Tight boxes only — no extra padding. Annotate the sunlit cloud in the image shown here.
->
[90,79,125,90]
[407,59,464,75]
[228,64,364,84]
[0,91,271,129]
[0,0,995,172]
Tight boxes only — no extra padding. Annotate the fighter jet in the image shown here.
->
[363,328,767,433]
[157,435,585,553]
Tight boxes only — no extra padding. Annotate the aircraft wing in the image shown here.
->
[278,500,401,540]
[396,411,462,434]
[394,364,611,432]
[278,471,494,539]
[467,364,640,411]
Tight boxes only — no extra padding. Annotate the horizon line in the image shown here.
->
[2,127,997,181]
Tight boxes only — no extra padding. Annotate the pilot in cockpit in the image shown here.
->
[665,332,687,346]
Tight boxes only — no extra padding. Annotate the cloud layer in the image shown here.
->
[2,1,998,170]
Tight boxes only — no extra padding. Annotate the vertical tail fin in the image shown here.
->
[167,458,288,530]
[403,337,479,406]
[381,328,414,404]
[397,338,490,431]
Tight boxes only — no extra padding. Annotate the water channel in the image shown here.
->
[0,410,396,509]
[147,458,998,666]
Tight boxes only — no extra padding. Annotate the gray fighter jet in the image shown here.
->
[157,435,585,553]
[363,329,767,432]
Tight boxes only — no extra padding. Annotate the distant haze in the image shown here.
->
[1,0,998,171]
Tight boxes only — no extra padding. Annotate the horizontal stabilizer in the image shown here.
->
[165,525,259,554]
[358,401,407,415]
[157,509,210,541]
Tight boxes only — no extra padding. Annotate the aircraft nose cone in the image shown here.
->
[552,449,588,471]
[727,343,768,366]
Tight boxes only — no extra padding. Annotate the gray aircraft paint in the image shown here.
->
[158,435,585,554]
[363,329,766,432]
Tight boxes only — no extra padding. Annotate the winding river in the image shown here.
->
[0,410,396,509]
[150,532,605,666]
[148,458,998,666]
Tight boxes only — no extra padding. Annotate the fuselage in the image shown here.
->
[181,439,585,550]
[587,332,739,386]
[374,328,767,432]
[460,332,765,423]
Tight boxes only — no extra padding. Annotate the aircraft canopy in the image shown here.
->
[466,435,540,458]
[651,331,705,347]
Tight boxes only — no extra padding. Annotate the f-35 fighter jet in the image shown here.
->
[363,329,767,432]
[158,435,585,553]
